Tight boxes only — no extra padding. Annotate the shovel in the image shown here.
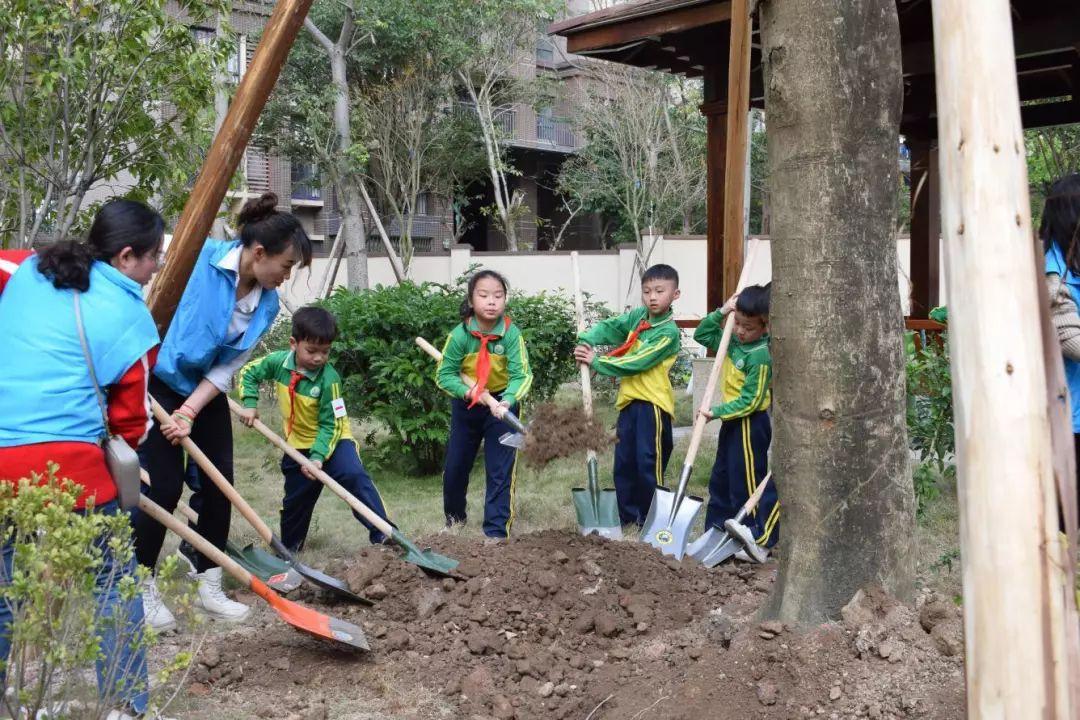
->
[140,467,303,591]
[137,493,369,651]
[150,398,372,605]
[174,501,303,592]
[641,239,760,559]
[227,398,461,579]
[414,337,528,449]
[687,472,773,567]
[569,251,622,539]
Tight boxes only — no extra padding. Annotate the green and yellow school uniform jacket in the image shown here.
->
[237,350,353,463]
[693,308,772,420]
[578,307,681,417]
[436,316,533,406]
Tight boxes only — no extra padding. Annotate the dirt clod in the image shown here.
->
[518,403,615,468]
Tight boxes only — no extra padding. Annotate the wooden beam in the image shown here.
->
[903,97,1080,138]
[566,2,732,55]
[147,0,315,332]
[931,0,1079,716]
[907,140,939,317]
[720,0,751,301]
[904,12,1080,77]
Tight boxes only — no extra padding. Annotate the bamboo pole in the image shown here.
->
[720,0,751,299]
[146,0,316,333]
[931,1,1077,716]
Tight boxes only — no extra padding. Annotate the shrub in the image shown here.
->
[0,469,190,719]
[906,332,954,517]
[322,277,587,474]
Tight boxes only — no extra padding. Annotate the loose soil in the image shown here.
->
[167,531,965,719]
[519,404,615,469]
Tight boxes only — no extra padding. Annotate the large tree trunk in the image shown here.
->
[761,0,915,622]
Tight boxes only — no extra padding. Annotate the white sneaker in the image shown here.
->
[195,567,251,622]
[141,576,177,633]
[105,711,176,720]
[176,546,197,579]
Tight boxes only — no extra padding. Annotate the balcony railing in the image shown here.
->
[457,101,516,138]
[537,116,576,148]
[245,148,271,194]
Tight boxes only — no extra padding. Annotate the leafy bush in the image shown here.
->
[322,277,585,474]
[906,332,954,517]
[0,470,190,719]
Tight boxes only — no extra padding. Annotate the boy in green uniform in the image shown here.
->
[695,284,777,555]
[236,307,391,549]
[574,264,682,526]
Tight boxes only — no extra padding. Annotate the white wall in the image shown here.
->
[281,235,937,320]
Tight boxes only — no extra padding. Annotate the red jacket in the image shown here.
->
[0,251,158,508]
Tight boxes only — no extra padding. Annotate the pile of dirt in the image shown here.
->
[181,532,965,719]
[518,403,615,468]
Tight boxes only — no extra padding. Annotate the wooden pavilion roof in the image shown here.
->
[549,0,1080,138]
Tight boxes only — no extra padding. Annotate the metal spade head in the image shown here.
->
[267,536,373,605]
[640,487,704,560]
[724,518,769,563]
[571,486,623,539]
[686,527,739,568]
[498,431,526,449]
[236,543,304,592]
[391,529,461,578]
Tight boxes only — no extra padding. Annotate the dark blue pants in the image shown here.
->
[705,411,778,547]
[443,397,519,538]
[613,400,673,526]
[280,440,390,550]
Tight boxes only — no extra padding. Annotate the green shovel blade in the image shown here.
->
[232,542,303,592]
[390,529,460,577]
[571,457,622,539]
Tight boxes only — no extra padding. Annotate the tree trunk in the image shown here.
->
[761,0,915,622]
[338,182,368,290]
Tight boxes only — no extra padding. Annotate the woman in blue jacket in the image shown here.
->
[1043,173,1080,515]
[133,192,311,629]
[0,200,164,718]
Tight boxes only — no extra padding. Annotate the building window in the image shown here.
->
[415,192,430,216]
[226,34,246,83]
[536,36,555,63]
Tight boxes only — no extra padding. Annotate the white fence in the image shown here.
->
[280,234,936,321]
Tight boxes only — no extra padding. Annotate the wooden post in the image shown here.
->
[721,0,751,301]
[931,1,1077,716]
[701,90,728,315]
[146,0,315,333]
[908,139,940,317]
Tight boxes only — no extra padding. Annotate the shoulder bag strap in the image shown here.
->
[73,291,111,435]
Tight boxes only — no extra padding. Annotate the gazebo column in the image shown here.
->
[908,138,941,318]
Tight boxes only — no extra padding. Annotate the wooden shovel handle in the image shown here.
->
[570,251,594,420]
[137,493,253,586]
[741,472,773,514]
[683,239,761,465]
[226,398,395,537]
[414,336,503,413]
[150,397,275,544]
[141,468,200,524]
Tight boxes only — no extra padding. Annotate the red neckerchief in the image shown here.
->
[607,319,651,357]
[467,316,510,407]
[284,370,304,435]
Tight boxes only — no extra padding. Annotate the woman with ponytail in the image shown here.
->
[133,192,312,629]
[0,199,165,718]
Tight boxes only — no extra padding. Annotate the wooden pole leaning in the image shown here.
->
[720,0,752,300]
[931,0,1079,715]
[146,0,316,333]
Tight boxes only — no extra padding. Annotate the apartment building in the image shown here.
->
[220,0,602,258]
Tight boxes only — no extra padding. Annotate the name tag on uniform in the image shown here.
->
[331,397,347,418]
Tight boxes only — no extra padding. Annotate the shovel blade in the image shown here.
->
[391,529,460,578]
[250,577,370,651]
[640,487,704,560]
[571,487,622,540]
[498,431,525,449]
[236,543,304,593]
[266,536,373,605]
[686,527,738,568]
